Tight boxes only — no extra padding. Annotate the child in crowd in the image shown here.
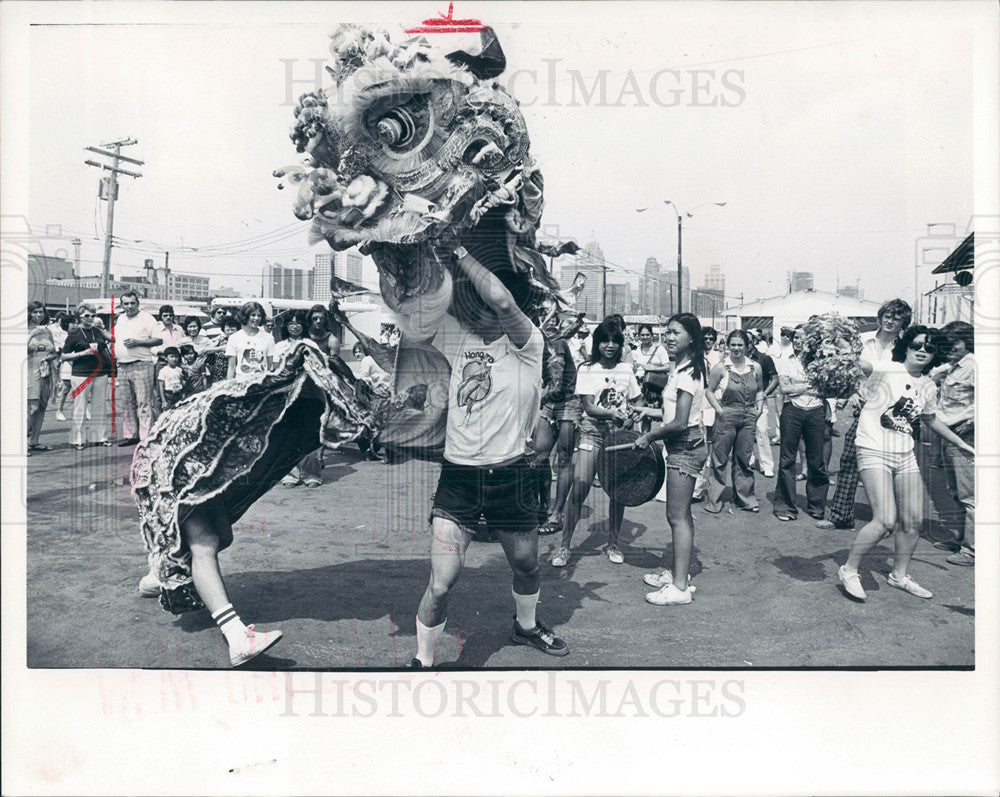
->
[180,344,211,396]
[157,347,186,409]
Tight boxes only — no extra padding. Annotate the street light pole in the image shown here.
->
[637,200,726,318]
[676,213,683,314]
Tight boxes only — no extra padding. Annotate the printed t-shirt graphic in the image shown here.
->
[855,360,938,453]
[432,314,543,466]
[574,362,641,435]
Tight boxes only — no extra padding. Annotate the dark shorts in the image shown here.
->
[540,396,581,424]
[430,457,539,535]
[664,427,708,478]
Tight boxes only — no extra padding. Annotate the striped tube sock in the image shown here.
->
[211,603,247,647]
[415,616,446,667]
[513,589,539,631]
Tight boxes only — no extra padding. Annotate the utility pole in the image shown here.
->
[676,214,683,314]
[84,139,143,296]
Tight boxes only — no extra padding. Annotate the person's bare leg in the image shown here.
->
[890,471,925,580]
[844,468,895,573]
[666,469,696,589]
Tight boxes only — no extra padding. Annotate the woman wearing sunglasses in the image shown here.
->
[61,303,114,450]
[836,326,973,602]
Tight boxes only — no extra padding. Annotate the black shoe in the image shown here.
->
[511,619,568,657]
[118,437,139,447]
[408,657,425,669]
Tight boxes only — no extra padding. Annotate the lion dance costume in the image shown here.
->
[133,23,577,612]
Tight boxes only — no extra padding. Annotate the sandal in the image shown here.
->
[740,505,760,513]
[28,444,51,452]
[73,444,85,451]
[774,513,794,522]
[536,519,561,535]
[97,440,113,447]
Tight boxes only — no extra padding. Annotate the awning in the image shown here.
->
[931,231,974,274]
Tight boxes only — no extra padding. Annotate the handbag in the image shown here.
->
[641,346,670,395]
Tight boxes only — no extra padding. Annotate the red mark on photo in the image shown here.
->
[110,294,117,434]
[404,3,484,34]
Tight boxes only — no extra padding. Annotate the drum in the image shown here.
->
[596,428,665,507]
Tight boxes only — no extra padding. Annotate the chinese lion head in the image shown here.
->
[275,24,576,325]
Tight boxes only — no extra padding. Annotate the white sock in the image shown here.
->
[212,603,247,647]
[513,589,539,630]
[415,616,446,666]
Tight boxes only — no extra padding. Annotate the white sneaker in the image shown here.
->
[550,547,570,567]
[643,568,673,588]
[837,565,866,600]
[645,583,694,605]
[56,411,67,421]
[138,572,160,597]
[887,572,932,599]
[229,624,284,667]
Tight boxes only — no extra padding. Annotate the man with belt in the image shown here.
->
[410,243,568,668]
[113,291,162,446]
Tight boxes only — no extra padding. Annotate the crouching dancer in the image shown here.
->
[411,244,568,668]
[132,344,382,667]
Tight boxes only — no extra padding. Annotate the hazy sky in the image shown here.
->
[19,2,990,305]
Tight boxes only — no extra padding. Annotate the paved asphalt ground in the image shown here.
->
[25,407,974,670]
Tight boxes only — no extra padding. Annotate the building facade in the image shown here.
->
[788,271,814,292]
[313,250,365,301]
[704,264,725,295]
[265,263,314,300]
[605,282,633,317]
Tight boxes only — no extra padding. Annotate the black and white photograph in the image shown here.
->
[3,1,998,794]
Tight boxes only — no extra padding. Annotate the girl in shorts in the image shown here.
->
[836,325,974,602]
[551,319,642,567]
[634,313,715,605]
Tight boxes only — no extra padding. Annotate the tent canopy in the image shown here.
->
[931,231,974,274]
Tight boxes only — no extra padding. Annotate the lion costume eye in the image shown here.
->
[375,109,416,147]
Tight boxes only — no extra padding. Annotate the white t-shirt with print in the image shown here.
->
[225,328,275,376]
[575,361,641,435]
[157,364,184,393]
[855,360,938,453]
[662,364,705,427]
[432,314,543,466]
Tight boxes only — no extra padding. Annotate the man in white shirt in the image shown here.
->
[772,325,829,521]
[154,305,186,355]
[824,298,911,528]
[112,291,163,445]
[411,243,568,668]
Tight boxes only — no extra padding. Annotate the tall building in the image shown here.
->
[345,252,363,284]
[265,263,313,300]
[692,288,725,322]
[572,240,607,320]
[659,265,690,316]
[704,264,725,295]
[640,257,661,316]
[605,282,633,317]
[314,253,334,302]
[789,271,814,292]
[313,250,365,301]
